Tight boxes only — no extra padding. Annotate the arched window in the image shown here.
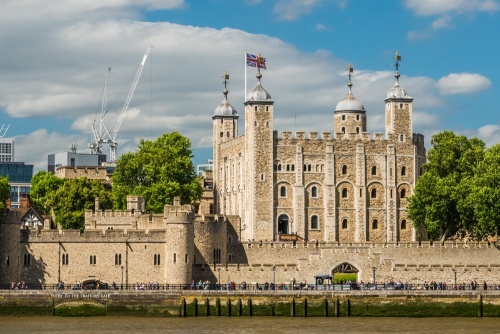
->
[280,186,286,197]
[371,166,377,175]
[291,164,295,171]
[356,115,360,121]
[308,164,312,172]
[220,132,223,137]
[401,219,407,230]
[372,219,378,229]
[342,115,346,121]
[311,186,317,198]
[401,189,406,198]
[266,121,269,127]
[342,219,348,229]
[371,188,377,198]
[400,134,404,142]
[310,215,319,229]
[342,188,348,198]
[286,164,290,171]
[274,164,277,171]
[341,127,345,134]
[342,165,347,175]
[278,164,281,171]
[356,127,359,134]
[401,166,406,176]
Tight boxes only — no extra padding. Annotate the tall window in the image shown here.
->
[154,254,161,266]
[90,255,96,265]
[342,188,348,198]
[371,188,377,198]
[24,254,31,266]
[401,219,407,230]
[401,189,406,198]
[280,185,286,197]
[342,165,347,175]
[62,253,69,266]
[372,219,378,229]
[401,166,406,176]
[342,219,348,229]
[115,253,122,265]
[311,186,317,198]
[310,215,319,230]
[371,166,377,175]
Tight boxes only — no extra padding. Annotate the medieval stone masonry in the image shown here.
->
[2,54,500,288]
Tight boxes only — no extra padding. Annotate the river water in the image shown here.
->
[1,317,500,333]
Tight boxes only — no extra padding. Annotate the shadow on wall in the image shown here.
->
[19,229,47,289]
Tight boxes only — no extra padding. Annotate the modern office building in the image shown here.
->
[48,151,107,173]
[0,138,14,162]
[0,162,33,208]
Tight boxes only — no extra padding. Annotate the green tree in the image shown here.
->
[112,131,202,213]
[52,177,113,229]
[468,144,500,239]
[29,170,64,213]
[0,176,10,214]
[408,131,485,241]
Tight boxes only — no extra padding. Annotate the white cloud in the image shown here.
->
[476,124,500,147]
[437,73,492,95]
[407,30,433,41]
[274,0,322,20]
[432,14,453,29]
[316,23,327,30]
[405,0,499,16]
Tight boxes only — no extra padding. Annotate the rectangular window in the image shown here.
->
[185,254,188,264]
[90,255,97,265]
[173,253,176,264]
[24,254,31,266]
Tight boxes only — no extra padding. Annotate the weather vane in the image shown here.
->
[347,63,354,89]
[393,51,402,81]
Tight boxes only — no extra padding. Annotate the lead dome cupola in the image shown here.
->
[213,72,238,117]
[385,51,412,100]
[334,64,365,113]
[246,72,272,101]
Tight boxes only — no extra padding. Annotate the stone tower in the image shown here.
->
[165,197,194,285]
[212,72,238,214]
[334,64,367,137]
[244,70,274,241]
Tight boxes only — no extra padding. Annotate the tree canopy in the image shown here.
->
[0,176,10,214]
[30,171,112,229]
[408,131,500,241]
[112,131,202,213]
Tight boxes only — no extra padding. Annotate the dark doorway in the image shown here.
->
[277,214,289,234]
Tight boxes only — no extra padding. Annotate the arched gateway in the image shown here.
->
[332,262,359,282]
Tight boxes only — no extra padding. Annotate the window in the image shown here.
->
[342,188,348,198]
[173,253,177,264]
[286,164,290,172]
[401,189,406,198]
[401,219,407,230]
[260,173,265,181]
[213,248,221,264]
[24,254,31,266]
[227,131,230,137]
[62,253,69,266]
[342,219,348,229]
[6,256,10,266]
[266,121,269,127]
[310,215,319,229]
[356,115,360,121]
[400,134,404,142]
[401,166,406,176]
[341,127,345,134]
[371,166,377,175]
[90,255,96,265]
[185,254,188,264]
[115,253,122,265]
[372,219,378,229]
[278,164,281,171]
[274,164,277,171]
[154,254,161,266]
[371,188,377,198]
[311,186,317,198]
[308,164,312,172]
[280,186,287,197]
[291,164,295,171]
[266,106,269,111]
[220,132,223,138]
[356,127,359,134]
[342,115,345,121]
[342,165,347,175]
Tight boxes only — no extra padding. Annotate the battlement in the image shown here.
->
[164,197,194,224]
[275,130,388,142]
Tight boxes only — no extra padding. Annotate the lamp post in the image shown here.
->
[121,265,124,290]
[453,270,457,288]
[218,267,221,290]
[273,265,276,292]
[372,266,376,289]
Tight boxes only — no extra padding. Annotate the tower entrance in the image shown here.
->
[277,214,289,234]
[332,262,359,283]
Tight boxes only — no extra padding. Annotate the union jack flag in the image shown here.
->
[246,53,267,70]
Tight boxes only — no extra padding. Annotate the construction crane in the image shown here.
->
[0,124,10,138]
[89,45,153,162]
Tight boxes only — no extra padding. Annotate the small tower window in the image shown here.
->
[266,106,269,111]
[356,115,360,121]
[371,188,377,198]
[220,132,223,138]
[401,189,406,198]
[266,121,269,127]
[341,127,345,134]
[227,131,230,137]
[255,106,257,111]
[372,219,378,229]
[401,166,406,176]
[342,219,348,229]
[356,127,359,134]
[254,121,257,126]
[342,188,348,198]
[342,115,345,121]
[401,219,407,230]
[400,134,405,142]
[371,166,377,175]
[311,186,317,198]
[278,164,281,171]
[310,215,319,230]
[342,165,347,175]
[280,186,286,197]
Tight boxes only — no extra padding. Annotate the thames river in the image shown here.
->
[1,317,500,333]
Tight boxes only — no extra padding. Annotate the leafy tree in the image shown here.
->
[112,131,202,213]
[0,176,10,214]
[408,131,485,241]
[29,170,64,213]
[468,144,500,239]
[51,177,113,229]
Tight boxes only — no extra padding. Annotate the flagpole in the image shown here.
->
[244,50,247,102]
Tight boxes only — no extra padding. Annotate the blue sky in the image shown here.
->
[0,0,498,170]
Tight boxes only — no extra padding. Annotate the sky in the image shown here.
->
[1,0,499,171]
